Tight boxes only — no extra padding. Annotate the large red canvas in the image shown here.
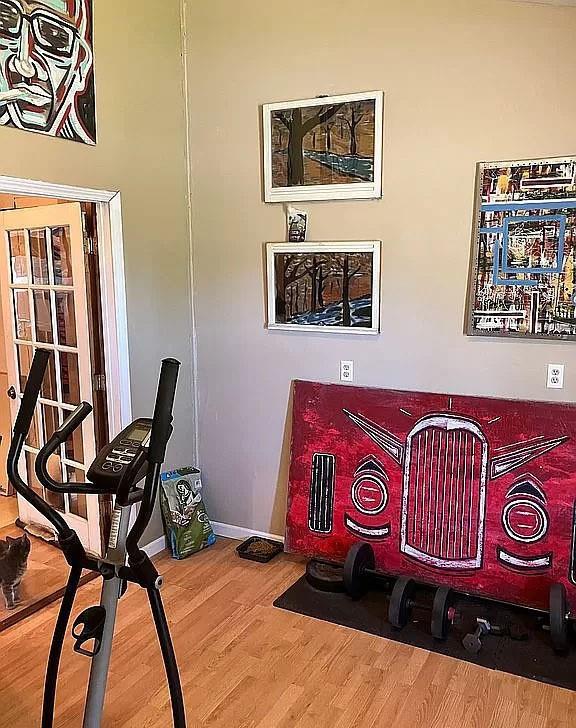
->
[286,380,576,612]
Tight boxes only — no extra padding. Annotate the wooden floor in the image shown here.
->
[0,522,75,631]
[0,538,574,727]
[0,496,19,530]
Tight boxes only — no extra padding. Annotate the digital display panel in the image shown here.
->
[128,426,149,443]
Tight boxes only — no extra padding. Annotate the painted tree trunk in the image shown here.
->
[275,255,287,320]
[310,257,318,313]
[287,109,305,186]
[317,264,325,308]
[350,128,358,156]
[342,255,351,327]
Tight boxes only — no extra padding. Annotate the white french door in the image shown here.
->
[0,204,102,554]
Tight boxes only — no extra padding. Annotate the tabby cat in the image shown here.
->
[0,534,30,609]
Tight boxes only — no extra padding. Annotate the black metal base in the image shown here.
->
[42,565,82,728]
[40,566,186,727]
[148,588,187,727]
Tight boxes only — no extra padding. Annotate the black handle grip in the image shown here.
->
[13,349,50,438]
[55,402,93,443]
[148,358,180,465]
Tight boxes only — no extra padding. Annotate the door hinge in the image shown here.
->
[93,374,106,392]
[83,237,96,255]
[82,211,97,255]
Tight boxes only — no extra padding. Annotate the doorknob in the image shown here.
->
[7,386,16,400]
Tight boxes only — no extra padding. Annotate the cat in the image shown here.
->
[0,534,30,610]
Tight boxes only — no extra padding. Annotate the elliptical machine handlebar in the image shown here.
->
[35,402,106,495]
[125,357,181,555]
[7,348,73,539]
[9,349,181,551]
[148,357,180,465]
[13,348,50,439]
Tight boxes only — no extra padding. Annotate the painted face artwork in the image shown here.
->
[0,0,95,144]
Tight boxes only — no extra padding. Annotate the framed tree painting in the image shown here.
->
[263,91,384,202]
[266,241,381,334]
[466,156,576,340]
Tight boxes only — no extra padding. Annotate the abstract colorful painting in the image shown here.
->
[466,157,576,339]
[266,242,381,334]
[0,0,96,145]
[263,91,383,202]
[286,380,576,612]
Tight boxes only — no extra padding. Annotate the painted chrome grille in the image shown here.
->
[401,416,488,569]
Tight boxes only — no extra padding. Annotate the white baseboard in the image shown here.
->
[143,534,167,557]
[142,522,284,557]
[211,521,284,543]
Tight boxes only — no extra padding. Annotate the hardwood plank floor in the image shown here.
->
[0,537,574,727]
[0,523,90,631]
[0,496,18,530]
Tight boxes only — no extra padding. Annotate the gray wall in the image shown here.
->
[185,0,576,536]
[0,1,193,544]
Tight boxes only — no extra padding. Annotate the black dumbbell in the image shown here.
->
[462,618,492,654]
[388,577,457,639]
[343,543,457,640]
[462,617,528,654]
[549,583,571,654]
[343,542,391,599]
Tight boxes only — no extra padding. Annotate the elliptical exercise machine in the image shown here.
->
[7,348,187,728]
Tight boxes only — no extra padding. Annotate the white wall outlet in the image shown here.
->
[340,360,354,383]
[547,363,565,389]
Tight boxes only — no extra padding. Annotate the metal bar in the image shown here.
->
[147,588,187,727]
[42,564,82,728]
[81,576,121,728]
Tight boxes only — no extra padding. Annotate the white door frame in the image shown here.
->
[0,174,132,444]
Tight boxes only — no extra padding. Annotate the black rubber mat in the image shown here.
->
[274,575,576,691]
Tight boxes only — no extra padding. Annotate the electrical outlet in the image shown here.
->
[340,360,354,383]
[547,364,565,389]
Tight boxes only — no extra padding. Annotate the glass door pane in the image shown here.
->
[0,203,100,554]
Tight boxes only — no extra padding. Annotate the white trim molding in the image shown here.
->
[142,522,284,558]
[143,534,168,558]
[0,175,117,203]
[211,521,285,543]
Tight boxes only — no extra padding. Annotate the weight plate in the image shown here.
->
[388,577,415,629]
[305,560,345,593]
[343,542,375,600]
[431,586,453,640]
[550,583,570,654]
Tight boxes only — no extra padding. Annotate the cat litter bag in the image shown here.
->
[160,467,216,560]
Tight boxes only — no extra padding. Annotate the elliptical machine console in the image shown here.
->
[7,349,186,728]
[87,419,152,495]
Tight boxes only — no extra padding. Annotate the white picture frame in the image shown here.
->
[266,241,381,335]
[262,91,384,203]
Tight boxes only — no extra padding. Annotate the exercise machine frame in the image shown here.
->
[7,348,187,727]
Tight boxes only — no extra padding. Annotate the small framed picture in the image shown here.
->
[262,91,384,203]
[266,241,381,334]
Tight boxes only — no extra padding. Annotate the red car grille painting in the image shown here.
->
[401,416,488,569]
[286,381,576,612]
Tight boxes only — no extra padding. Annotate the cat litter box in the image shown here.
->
[236,537,283,563]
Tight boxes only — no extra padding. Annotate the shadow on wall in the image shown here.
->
[270,383,294,537]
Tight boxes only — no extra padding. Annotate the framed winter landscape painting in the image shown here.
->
[466,156,576,340]
[266,241,381,334]
[263,91,384,202]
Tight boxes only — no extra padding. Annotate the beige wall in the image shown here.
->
[0,1,193,542]
[185,0,576,536]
